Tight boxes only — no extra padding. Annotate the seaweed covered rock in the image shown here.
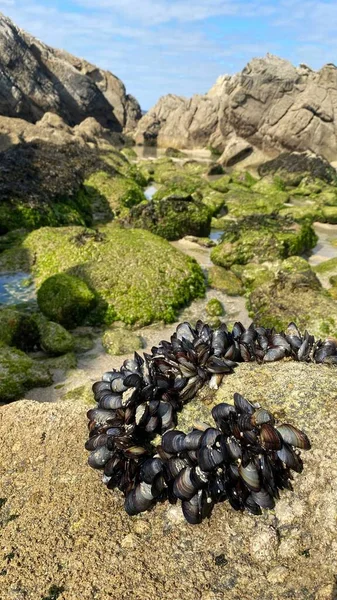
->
[248,257,337,337]
[37,273,96,329]
[208,265,244,295]
[38,320,74,356]
[258,152,337,186]
[102,328,143,355]
[6,225,205,326]
[211,215,317,268]
[128,194,212,241]
[0,346,52,402]
[0,141,112,233]
[84,171,146,221]
[0,307,39,351]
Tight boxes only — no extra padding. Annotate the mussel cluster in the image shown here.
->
[86,320,334,524]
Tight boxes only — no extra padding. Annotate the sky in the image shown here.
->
[0,0,337,109]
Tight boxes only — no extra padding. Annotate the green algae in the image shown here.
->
[206,298,225,317]
[7,224,205,326]
[0,346,52,402]
[208,266,244,296]
[37,273,96,329]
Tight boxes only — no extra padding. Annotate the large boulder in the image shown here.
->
[1,360,336,598]
[135,54,337,162]
[0,13,141,131]
[0,224,205,326]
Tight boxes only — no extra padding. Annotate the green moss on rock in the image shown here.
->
[248,259,337,338]
[208,266,244,295]
[209,175,231,193]
[121,147,137,160]
[18,224,205,326]
[0,346,52,402]
[165,148,186,158]
[102,328,143,355]
[206,298,224,317]
[38,321,74,356]
[201,190,227,217]
[128,194,212,241]
[0,308,40,351]
[37,273,96,329]
[84,171,146,219]
[210,216,317,269]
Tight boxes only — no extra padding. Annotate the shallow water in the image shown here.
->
[134,145,212,162]
[0,272,36,305]
[144,184,157,200]
[309,222,337,267]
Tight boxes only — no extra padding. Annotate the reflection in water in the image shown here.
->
[0,272,36,305]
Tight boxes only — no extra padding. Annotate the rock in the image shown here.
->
[165,147,186,158]
[37,273,96,329]
[206,163,224,176]
[3,224,205,326]
[0,14,141,131]
[219,137,254,167]
[84,171,146,221]
[0,140,117,234]
[102,328,143,356]
[0,346,52,402]
[206,298,225,317]
[38,321,75,356]
[134,54,337,163]
[128,194,212,241]
[208,266,244,296]
[1,359,336,598]
[258,152,337,185]
[248,257,337,337]
[0,307,39,351]
[210,216,317,269]
[201,189,227,217]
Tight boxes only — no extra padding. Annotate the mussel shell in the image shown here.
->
[176,322,196,343]
[85,433,109,451]
[211,403,236,424]
[165,456,189,479]
[124,483,154,516]
[251,408,274,426]
[88,446,114,469]
[184,429,204,451]
[200,428,221,448]
[251,488,275,510]
[260,424,282,450]
[182,490,213,525]
[197,447,224,472]
[277,443,303,472]
[98,394,123,410]
[124,446,148,458]
[87,408,116,425]
[233,393,254,415]
[276,424,311,450]
[225,436,242,461]
[111,377,128,394]
[239,461,261,492]
[244,494,262,515]
[263,346,286,362]
[140,458,163,484]
[162,430,186,454]
[92,381,112,396]
[173,467,199,500]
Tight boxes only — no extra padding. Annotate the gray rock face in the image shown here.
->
[135,54,337,162]
[0,13,141,131]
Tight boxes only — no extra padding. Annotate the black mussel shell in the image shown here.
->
[234,393,255,415]
[140,458,163,484]
[162,430,186,454]
[276,424,311,450]
[184,429,204,451]
[88,446,114,469]
[260,424,282,450]
[182,489,213,524]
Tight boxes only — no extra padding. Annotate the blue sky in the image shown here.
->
[0,0,337,109]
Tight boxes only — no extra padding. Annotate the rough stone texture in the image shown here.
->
[0,13,141,133]
[135,54,337,162]
[1,361,337,599]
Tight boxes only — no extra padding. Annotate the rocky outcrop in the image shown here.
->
[1,360,337,599]
[135,54,337,162]
[0,13,141,132]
